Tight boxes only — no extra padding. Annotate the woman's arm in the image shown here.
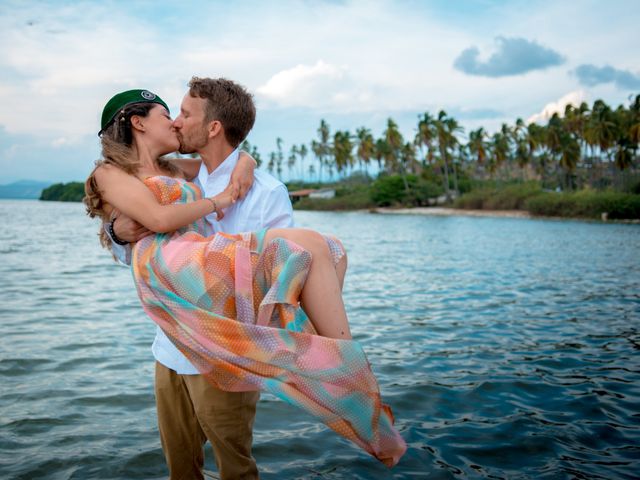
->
[94,165,232,234]
[167,150,257,199]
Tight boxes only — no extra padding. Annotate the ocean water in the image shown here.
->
[0,199,639,479]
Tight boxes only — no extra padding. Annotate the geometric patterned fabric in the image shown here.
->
[132,176,407,466]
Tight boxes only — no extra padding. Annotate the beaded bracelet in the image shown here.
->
[108,218,129,246]
[205,197,217,213]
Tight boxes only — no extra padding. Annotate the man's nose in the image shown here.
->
[173,116,182,128]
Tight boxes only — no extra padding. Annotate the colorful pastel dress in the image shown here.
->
[132,176,406,467]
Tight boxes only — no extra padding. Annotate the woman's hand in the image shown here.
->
[228,151,257,201]
[210,184,237,220]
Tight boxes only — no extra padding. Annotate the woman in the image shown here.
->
[84,89,406,466]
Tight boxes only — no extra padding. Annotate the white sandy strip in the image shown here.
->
[373,207,531,219]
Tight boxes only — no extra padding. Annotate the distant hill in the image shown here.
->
[0,180,53,199]
[40,182,85,202]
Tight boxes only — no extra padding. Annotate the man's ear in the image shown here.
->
[130,115,145,132]
[207,120,223,139]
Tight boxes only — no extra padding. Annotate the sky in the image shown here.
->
[0,0,638,184]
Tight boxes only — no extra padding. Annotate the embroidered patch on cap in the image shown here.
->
[141,90,156,100]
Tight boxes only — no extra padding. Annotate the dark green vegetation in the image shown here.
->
[260,95,639,219]
[453,182,640,219]
[40,182,85,202]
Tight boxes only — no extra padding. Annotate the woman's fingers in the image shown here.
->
[136,229,153,241]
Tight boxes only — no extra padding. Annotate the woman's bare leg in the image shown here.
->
[264,228,352,340]
[334,238,347,291]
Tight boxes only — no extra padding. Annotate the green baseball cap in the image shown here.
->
[99,89,169,136]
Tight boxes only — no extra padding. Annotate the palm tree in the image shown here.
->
[564,102,590,161]
[559,133,581,189]
[241,140,262,167]
[415,112,436,169]
[629,95,640,146]
[298,144,308,180]
[611,104,636,188]
[333,130,354,177]
[468,127,488,178]
[373,138,387,171]
[513,119,530,180]
[287,145,298,180]
[275,137,284,180]
[383,118,408,189]
[488,128,510,180]
[433,111,462,198]
[545,113,565,187]
[311,119,331,183]
[355,127,374,175]
[267,151,276,175]
[585,99,617,184]
[446,116,463,193]
[401,142,418,177]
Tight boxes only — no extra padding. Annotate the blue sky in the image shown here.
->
[0,0,638,184]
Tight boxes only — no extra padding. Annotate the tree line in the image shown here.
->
[243,95,640,195]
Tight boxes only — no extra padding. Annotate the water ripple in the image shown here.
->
[1,202,639,479]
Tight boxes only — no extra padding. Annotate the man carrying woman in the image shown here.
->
[85,77,405,480]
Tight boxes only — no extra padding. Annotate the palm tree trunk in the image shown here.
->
[439,146,451,200]
[452,160,459,195]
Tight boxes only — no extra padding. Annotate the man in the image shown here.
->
[110,77,293,480]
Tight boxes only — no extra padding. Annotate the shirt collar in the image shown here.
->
[197,148,239,185]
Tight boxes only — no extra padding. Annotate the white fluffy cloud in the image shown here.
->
[527,90,587,124]
[256,61,377,110]
[258,61,343,99]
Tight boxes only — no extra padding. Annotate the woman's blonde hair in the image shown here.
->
[84,102,180,251]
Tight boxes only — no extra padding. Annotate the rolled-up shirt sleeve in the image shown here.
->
[260,184,294,228]
[103,222,132,266]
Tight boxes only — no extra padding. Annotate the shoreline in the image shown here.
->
[371,207,640,223]
[372,207,532,219]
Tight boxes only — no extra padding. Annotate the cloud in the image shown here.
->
[527,90,586,124]
[0,0,637,184]
[573,64,640,90]
[454,36,565,77]
[257,61,344,100]
[256,60,375,110]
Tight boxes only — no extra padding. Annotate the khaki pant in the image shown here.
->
[155,362,260,480]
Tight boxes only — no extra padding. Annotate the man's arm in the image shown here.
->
[260,184,294,228]
[169,151,257,198]
[104,220,133,266]
[167,158,201,180]
[229,151,257,200]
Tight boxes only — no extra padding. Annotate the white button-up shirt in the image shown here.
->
[111,148,294,374]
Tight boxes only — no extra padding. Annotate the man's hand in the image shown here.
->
[113,213,152,243]
[229,151,257,201]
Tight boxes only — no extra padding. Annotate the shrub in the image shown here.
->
[525,191,640,219]
[370,174,408,206]
[370,174,443,207]
[454,182,543,210]
[40,182,85,202]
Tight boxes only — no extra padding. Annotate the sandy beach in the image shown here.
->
[373,207,532,219]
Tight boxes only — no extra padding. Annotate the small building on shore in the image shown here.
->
[288,188,336,203]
